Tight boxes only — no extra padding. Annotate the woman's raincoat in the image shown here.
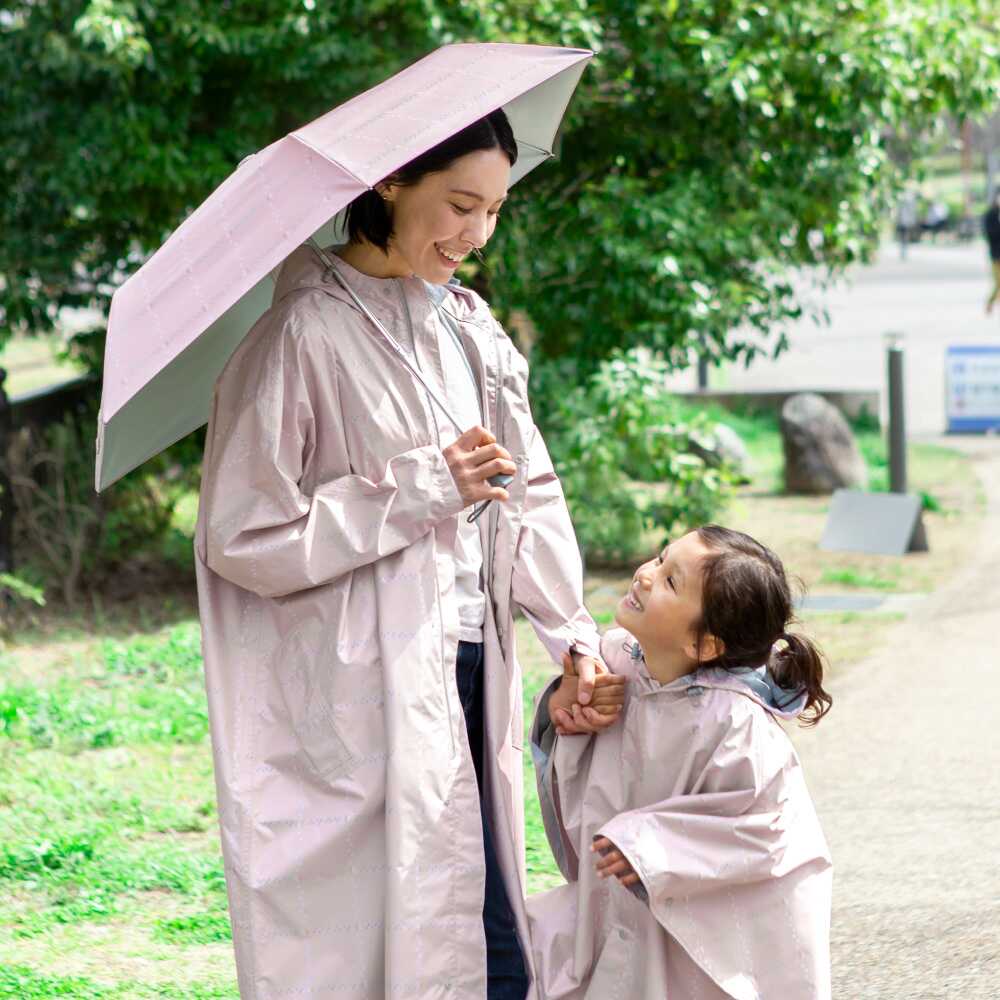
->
[529,628,832,1000]
[194,245,600,999]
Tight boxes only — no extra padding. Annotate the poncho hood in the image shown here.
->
[618,635,808,721]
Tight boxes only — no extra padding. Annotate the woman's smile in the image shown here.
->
[435,243,466,268]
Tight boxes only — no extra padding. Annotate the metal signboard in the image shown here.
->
[945,345,1000,433]
[820,489,928,556]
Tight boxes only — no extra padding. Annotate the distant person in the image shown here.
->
[896,188,919,258]
[983,192,1000,313]
[923,199,950,241]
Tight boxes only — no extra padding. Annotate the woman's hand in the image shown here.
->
[443,425,517,507]
[549,652,625,735]
[591,836,641,888]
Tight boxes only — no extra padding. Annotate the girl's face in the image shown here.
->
[380,148,510,284]
[615,531,715,665]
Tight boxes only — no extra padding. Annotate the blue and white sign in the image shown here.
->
[945,345,1000,432]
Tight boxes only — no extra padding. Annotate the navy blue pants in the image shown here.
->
[456,640,530,1000]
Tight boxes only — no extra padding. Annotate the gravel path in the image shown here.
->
[792,436,1000,998]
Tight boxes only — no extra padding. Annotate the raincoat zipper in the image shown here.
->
[487,323,505,654]
[397,280,457,758]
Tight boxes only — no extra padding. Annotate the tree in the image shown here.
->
[444,1,1000,377]
[0,1,439,347]
[2,0,999,383]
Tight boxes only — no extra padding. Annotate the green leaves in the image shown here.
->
[535,349,741,564]
[73,1,151,69]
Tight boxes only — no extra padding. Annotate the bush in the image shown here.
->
[535,350,740,565]
[2,404,198,605]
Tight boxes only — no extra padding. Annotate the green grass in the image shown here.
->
[152,911,232,946]
[819,568,899,590]
[0,622,231,990]
[670,398,893,497]
[0,966,239,999]
[0,625,208,751]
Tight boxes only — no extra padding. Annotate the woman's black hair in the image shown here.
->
[343,108,518,252]
[693,525,833,726]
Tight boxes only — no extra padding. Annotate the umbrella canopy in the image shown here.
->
[96,42,591,491]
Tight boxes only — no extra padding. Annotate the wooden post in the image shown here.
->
[886,338,907,494]
[0,367,13,573]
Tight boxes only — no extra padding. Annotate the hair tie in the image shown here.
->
[774,632,793,655]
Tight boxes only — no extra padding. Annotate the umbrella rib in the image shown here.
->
[290,133,372,191]
[517,140,555,158]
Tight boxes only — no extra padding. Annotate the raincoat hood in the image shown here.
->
[271,244,481,319]
[721,663,809,719]
[620,637,809,721]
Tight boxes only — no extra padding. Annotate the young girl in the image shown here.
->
[528,525,833,1000]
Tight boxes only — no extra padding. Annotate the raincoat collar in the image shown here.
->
[273,243,423,302]
[273,243,483,325]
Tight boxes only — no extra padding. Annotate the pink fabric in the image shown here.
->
[100,43,590,424]
[102,139,365,420]
[528,628,832,1000]
[195,245,600,998]
[296,44,588,185]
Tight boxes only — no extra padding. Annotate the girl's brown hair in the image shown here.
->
[693,525,832,726]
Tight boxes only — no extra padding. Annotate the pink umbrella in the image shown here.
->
[95,42,591,491]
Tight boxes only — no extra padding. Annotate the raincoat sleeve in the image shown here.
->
[594,703,805,921]
[200,317,466,598]
[530,629,636,883]
[510,419,602,665]
[530,677,597,883]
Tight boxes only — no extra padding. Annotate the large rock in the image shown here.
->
[780,393,868,494]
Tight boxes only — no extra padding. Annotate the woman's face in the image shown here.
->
[380,148,511,283]
[614,531,714,664]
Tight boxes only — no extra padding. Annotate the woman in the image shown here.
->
[195,109,614,1000]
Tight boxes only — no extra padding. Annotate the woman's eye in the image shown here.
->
[667,576,676,591]
[451,203,472,215]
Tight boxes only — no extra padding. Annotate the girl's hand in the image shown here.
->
[591,836,641,888]
[547,651,581,718]
[551,653,625,735]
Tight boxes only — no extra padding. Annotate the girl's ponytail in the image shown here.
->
[772,632,832,727]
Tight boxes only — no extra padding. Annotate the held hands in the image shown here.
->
[548,651,625,736]
[591,836,640,888]
[443,426,517,508]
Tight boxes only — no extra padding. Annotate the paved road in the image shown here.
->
[791,436,1000,998]
[667,240,1000,435]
